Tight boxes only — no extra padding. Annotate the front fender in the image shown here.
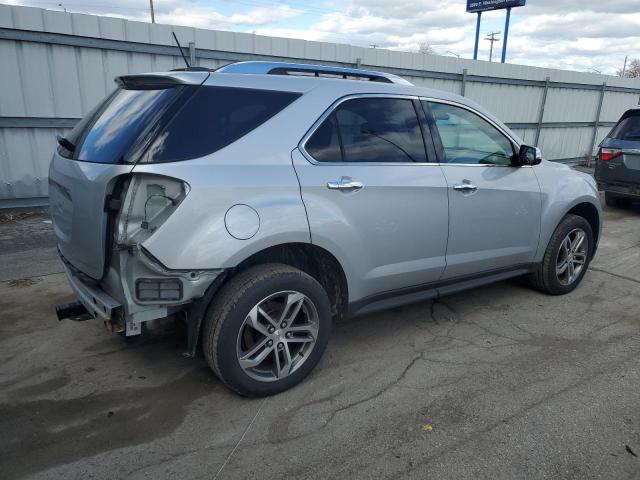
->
[533,162,602,262]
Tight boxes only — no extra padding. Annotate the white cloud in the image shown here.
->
[258,0,640,74]
[7,0,640,74]
[150,4,300,29]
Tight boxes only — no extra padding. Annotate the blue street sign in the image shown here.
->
[466,0,525,13]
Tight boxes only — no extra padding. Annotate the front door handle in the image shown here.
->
[453,182,478,192]
[327,177,364,191]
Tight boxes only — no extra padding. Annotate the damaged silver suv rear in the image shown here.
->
[52,72,226,337]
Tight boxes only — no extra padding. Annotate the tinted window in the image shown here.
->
[428,102,515,165]
[145,86,301,163]
[305,97,427,163]
[305,113,342,162]
[336,98,426,163]
[71,87,179,163]
[609,111,640,141]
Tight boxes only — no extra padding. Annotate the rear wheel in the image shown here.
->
[529,214,593,295]
[202,263,331,397]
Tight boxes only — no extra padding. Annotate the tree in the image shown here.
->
[418,43,435,55]
[617,58,640,78]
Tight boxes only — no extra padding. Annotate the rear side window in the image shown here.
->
[609,111,640,141]
[305,113,342,162]
[60,86,180,164]
[144,86,301,163]
[59,84,300,164]
[305,97,427,163]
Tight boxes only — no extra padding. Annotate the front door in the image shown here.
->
[424,100,542,279]
[292,95,449,303]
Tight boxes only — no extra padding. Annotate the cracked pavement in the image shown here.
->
[1,195,639,479]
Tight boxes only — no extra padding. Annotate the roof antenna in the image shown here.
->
[172,31,191,69]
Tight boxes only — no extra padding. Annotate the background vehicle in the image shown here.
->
[595,107,640,207]
[51,62,602,396]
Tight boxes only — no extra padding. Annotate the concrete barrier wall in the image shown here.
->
[1,4,639,206]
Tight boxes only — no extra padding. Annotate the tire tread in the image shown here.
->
[201,263,323,396]
[529,214,592,295]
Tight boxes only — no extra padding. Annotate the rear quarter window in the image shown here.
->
[59,86,181,164]
[142,86,301,163]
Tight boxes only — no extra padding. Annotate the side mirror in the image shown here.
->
[516,144,542,166]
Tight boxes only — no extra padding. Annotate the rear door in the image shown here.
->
[597,110,640,186]
[292,95,449,303]
[424,100,541,279]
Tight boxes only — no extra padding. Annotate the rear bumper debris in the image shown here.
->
[61,260,121,321]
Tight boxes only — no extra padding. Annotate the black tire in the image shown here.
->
[529,214,594,295]
[202,263,332,397]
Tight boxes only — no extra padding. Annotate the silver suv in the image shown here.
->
[50,61,602,396]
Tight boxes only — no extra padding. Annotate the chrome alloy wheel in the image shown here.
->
[556,228,588,286]
[236,291,319,382]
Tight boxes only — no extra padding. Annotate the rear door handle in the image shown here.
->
[453,182,478,192]
[327,178,364,191]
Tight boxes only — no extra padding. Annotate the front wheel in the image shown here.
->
[529,214,593,295]
[202,264,332,397]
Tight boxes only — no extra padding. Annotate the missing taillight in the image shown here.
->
[600,148,622,161]
[116,174,188,245]
[141,191,178,230]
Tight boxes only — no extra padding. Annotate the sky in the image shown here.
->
[4,0,639,75]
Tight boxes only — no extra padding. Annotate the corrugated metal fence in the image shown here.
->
[1,4,640,207]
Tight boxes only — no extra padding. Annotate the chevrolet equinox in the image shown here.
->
[51,61,602,396]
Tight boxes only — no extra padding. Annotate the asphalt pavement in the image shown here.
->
[1,194,639,479]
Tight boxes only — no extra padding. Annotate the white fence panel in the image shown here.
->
[1,4,640,206]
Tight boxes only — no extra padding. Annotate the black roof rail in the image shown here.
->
[170,67,215,72]
[216,61,414,86]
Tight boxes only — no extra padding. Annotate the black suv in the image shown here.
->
[595,107,640,207]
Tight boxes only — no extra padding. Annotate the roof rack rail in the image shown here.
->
[215,61,413,86]
[170,66,215,72]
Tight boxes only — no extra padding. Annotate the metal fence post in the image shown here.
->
[534,77,550,147]
[188,41,196,66]
[589,82,607,158]
[461,68,467,96]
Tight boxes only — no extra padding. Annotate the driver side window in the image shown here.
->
[427,101,515,165]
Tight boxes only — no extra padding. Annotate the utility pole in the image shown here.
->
[622,56,628,77]
[485,31,500,62]
[149,0,155,23]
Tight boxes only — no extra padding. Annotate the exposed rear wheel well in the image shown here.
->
[566,202,600,253]
[232,243,349,320]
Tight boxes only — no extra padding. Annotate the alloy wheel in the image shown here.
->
[555,228,588,286]
[236,291,319,382]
